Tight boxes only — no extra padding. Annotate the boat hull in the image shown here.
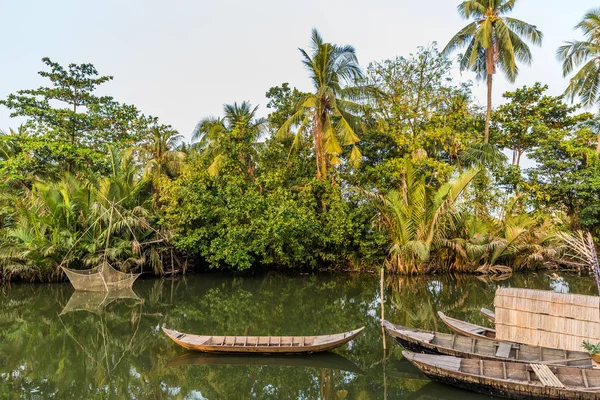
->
[404,351,600,400]
[438,311,496,340]
[384,321,592,367]
[162,327,364,354]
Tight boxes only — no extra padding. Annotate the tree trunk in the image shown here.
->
[485,73,492,144]
[314,118,322,180]
[596,134,600,154]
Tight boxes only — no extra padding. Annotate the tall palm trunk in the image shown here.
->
[314,117,323,180]
[485,73,492,144]
[596,133,600,154]
[484,47,496,144]
[314,114,327,180]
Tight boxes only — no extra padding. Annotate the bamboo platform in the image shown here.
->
[494,288,600,352]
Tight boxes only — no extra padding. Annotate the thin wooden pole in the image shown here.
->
[381,266,386,351]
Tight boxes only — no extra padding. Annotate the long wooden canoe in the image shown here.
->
[480,308,496,323]
[383,320,592,367]
[165,351,364,373]
[403,350,600,400]
[438,311,496,340]
[162,326,364,354]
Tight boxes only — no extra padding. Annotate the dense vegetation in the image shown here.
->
[2,3,600,281]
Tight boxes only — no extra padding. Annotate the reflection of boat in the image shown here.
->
[480,308,496,323]
[166,351,364,374]
[404,350,600,400]
[383,320,591,367]
[60,287,142,315]
[405,381,495,400]
[162,326,364,354]
[61,262,141,292]
[437,311,496,340]
[386,357,429,380]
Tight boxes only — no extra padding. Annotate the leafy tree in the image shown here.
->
[558,8,600,151]
[277,29,364,180]
[493,83,581,167]
[527,119,600,233]
[444,0,543,143]
[0,58,156,173]
[363,45,484,185]
[265,83,306,129]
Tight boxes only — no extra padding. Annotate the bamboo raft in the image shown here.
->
[438,311,496,340]
[404,350,600,400]
[383,320,592,367]
[480,308,496,323]
[162,327,364,354]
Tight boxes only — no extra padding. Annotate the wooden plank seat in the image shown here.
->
[496,342,512,358]
[530,363,565,388]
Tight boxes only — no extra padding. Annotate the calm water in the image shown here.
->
[0,271,597,399]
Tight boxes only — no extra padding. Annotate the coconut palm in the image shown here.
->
[191,101,265,176]
[142,125,184,179]
[558,8,600,151]
[277,29,364,180]
[444,0,543,143]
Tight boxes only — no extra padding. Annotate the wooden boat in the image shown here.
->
[162,326,364,354]
[165,351,364,373]
[403,350,600,400]
[383,320,592,367]
[480,307,496,323]
[438,311,496,340]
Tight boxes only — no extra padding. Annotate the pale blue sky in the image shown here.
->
[0,0,598,141]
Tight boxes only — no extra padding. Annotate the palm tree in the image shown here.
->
[558,8,600,151]
[277,29,364,180]
[372,160,480,273]
[444,0,543,143]
[142,125,184,178]
[192,101,265,176]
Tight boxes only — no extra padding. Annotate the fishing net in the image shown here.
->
[61,262,141,292]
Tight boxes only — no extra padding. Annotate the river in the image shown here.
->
[0,271,596,399]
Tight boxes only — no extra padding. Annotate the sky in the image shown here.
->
[0,0,598,142]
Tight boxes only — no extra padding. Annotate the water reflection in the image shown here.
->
[60,288,143,315]
[0,272,597,398]
[166,351,364,374]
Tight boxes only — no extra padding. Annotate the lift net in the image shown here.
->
[61,262,141,292]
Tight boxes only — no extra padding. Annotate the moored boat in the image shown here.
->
[438,311,496,340]
[383,320,592,367]
[403,350,600,400]
[480,307,496,323]
[162,326,364,354]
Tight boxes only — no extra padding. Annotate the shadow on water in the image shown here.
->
[0,271,596,398]
[166,351,365,374]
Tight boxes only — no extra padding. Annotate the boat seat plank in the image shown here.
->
[410,331,435,343]
[496,342,512,358]
[582,369,589,388]
[530,363,565,388]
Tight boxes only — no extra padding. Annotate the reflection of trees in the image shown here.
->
[0,272,597,398]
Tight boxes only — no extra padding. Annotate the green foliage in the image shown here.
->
[3,31,600,280]
[558,8,600,108]
[277,29,365,179]
[0,58,160,177]
[582,340,600,355]
[444,0,543,142]
[0,148,173,281]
